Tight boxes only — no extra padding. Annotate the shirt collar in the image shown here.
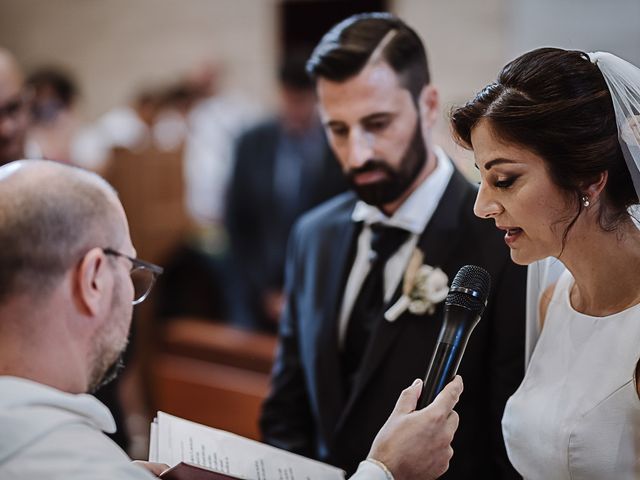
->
[351,146,454,234]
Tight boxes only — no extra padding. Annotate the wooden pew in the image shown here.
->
[150,318,278,440]
[103,146,191,265]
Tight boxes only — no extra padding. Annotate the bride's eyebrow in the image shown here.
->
[476,158,518,171]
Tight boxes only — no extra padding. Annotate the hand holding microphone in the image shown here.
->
[418,265,491,409]
[368,376,463,480]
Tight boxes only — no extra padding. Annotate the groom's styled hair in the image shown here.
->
[306,12,430,102]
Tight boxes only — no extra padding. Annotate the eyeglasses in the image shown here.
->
[103,248,164,305]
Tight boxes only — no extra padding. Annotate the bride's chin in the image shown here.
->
[509,249,541,266]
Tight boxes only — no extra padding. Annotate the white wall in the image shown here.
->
[0,0,278,119]
[508,0,640,65]
[394,0,508,171]
[394,0,640,170]
[0,0,637,154]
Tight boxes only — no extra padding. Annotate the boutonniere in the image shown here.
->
[384,248,449,322]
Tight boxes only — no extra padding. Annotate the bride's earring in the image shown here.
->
[581,194,590,207]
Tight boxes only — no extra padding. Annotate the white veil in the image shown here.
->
[525,258,565,365]
[589,52,640,204]
[524,52,640,366]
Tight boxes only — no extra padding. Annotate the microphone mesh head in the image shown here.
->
[445,265,491,314]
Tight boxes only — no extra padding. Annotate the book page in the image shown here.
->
[154,412,345,480]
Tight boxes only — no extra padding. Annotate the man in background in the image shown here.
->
[261,13,526,478]
[226,53,346,331]
[0,158,463,480]
[26,66,81,163]
[0,48,29,165]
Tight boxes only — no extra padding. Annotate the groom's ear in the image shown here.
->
[418,85,439,129]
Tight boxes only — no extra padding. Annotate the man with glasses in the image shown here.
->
[0,48,140,453]
[0,159,167,479]
[0,158,462,480]
[103,248,164,305]
[0,48,30,166]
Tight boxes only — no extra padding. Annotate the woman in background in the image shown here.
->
[451,47,640,479]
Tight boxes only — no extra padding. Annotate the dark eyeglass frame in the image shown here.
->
[103,248,164,305]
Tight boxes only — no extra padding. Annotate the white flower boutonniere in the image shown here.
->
[384,248,449,322]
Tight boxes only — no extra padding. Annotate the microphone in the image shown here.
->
[417,265,491,409]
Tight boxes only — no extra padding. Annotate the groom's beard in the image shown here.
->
[346,120,427,208]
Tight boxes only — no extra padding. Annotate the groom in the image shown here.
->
[260,13,527,479]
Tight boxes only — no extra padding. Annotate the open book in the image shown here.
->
[149,412,345,480]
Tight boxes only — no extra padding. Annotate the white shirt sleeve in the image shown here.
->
[349,460,393,480]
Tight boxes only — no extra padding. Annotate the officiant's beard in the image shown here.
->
[346,121,427,208]
[88,281,131,394]
[89,350,126,394]
[88,328,129,394]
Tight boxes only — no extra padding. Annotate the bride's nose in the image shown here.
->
[474,183,503,219]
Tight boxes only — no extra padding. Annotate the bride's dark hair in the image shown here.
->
[451,47,637,234]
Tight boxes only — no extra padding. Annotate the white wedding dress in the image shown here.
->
[502,269,640,479]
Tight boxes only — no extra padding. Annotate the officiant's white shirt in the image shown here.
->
[0,376,153,479]
[0,376,393,480]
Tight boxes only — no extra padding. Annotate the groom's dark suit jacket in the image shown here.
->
[260,168,526,479]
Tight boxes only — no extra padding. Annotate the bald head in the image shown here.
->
[0,160,124,304]
[0,48,28,165]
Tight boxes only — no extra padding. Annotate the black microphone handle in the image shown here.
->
[417,305,480,409]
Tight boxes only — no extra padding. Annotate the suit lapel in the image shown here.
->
[418,169,469,269]
[336,168,471,429]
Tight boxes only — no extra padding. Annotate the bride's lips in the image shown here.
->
[497,225,523,246]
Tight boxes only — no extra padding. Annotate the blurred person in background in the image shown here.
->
[225,52,347,332]
[153,60,262,327]
[71,88,161,172]
[26,66,81,163]
[151,83,197,152]
[0,47,33,165]
[183,59,260,227]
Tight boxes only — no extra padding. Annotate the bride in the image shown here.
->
[451,47,640,479]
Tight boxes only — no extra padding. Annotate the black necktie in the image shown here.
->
[342,224,410,395]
